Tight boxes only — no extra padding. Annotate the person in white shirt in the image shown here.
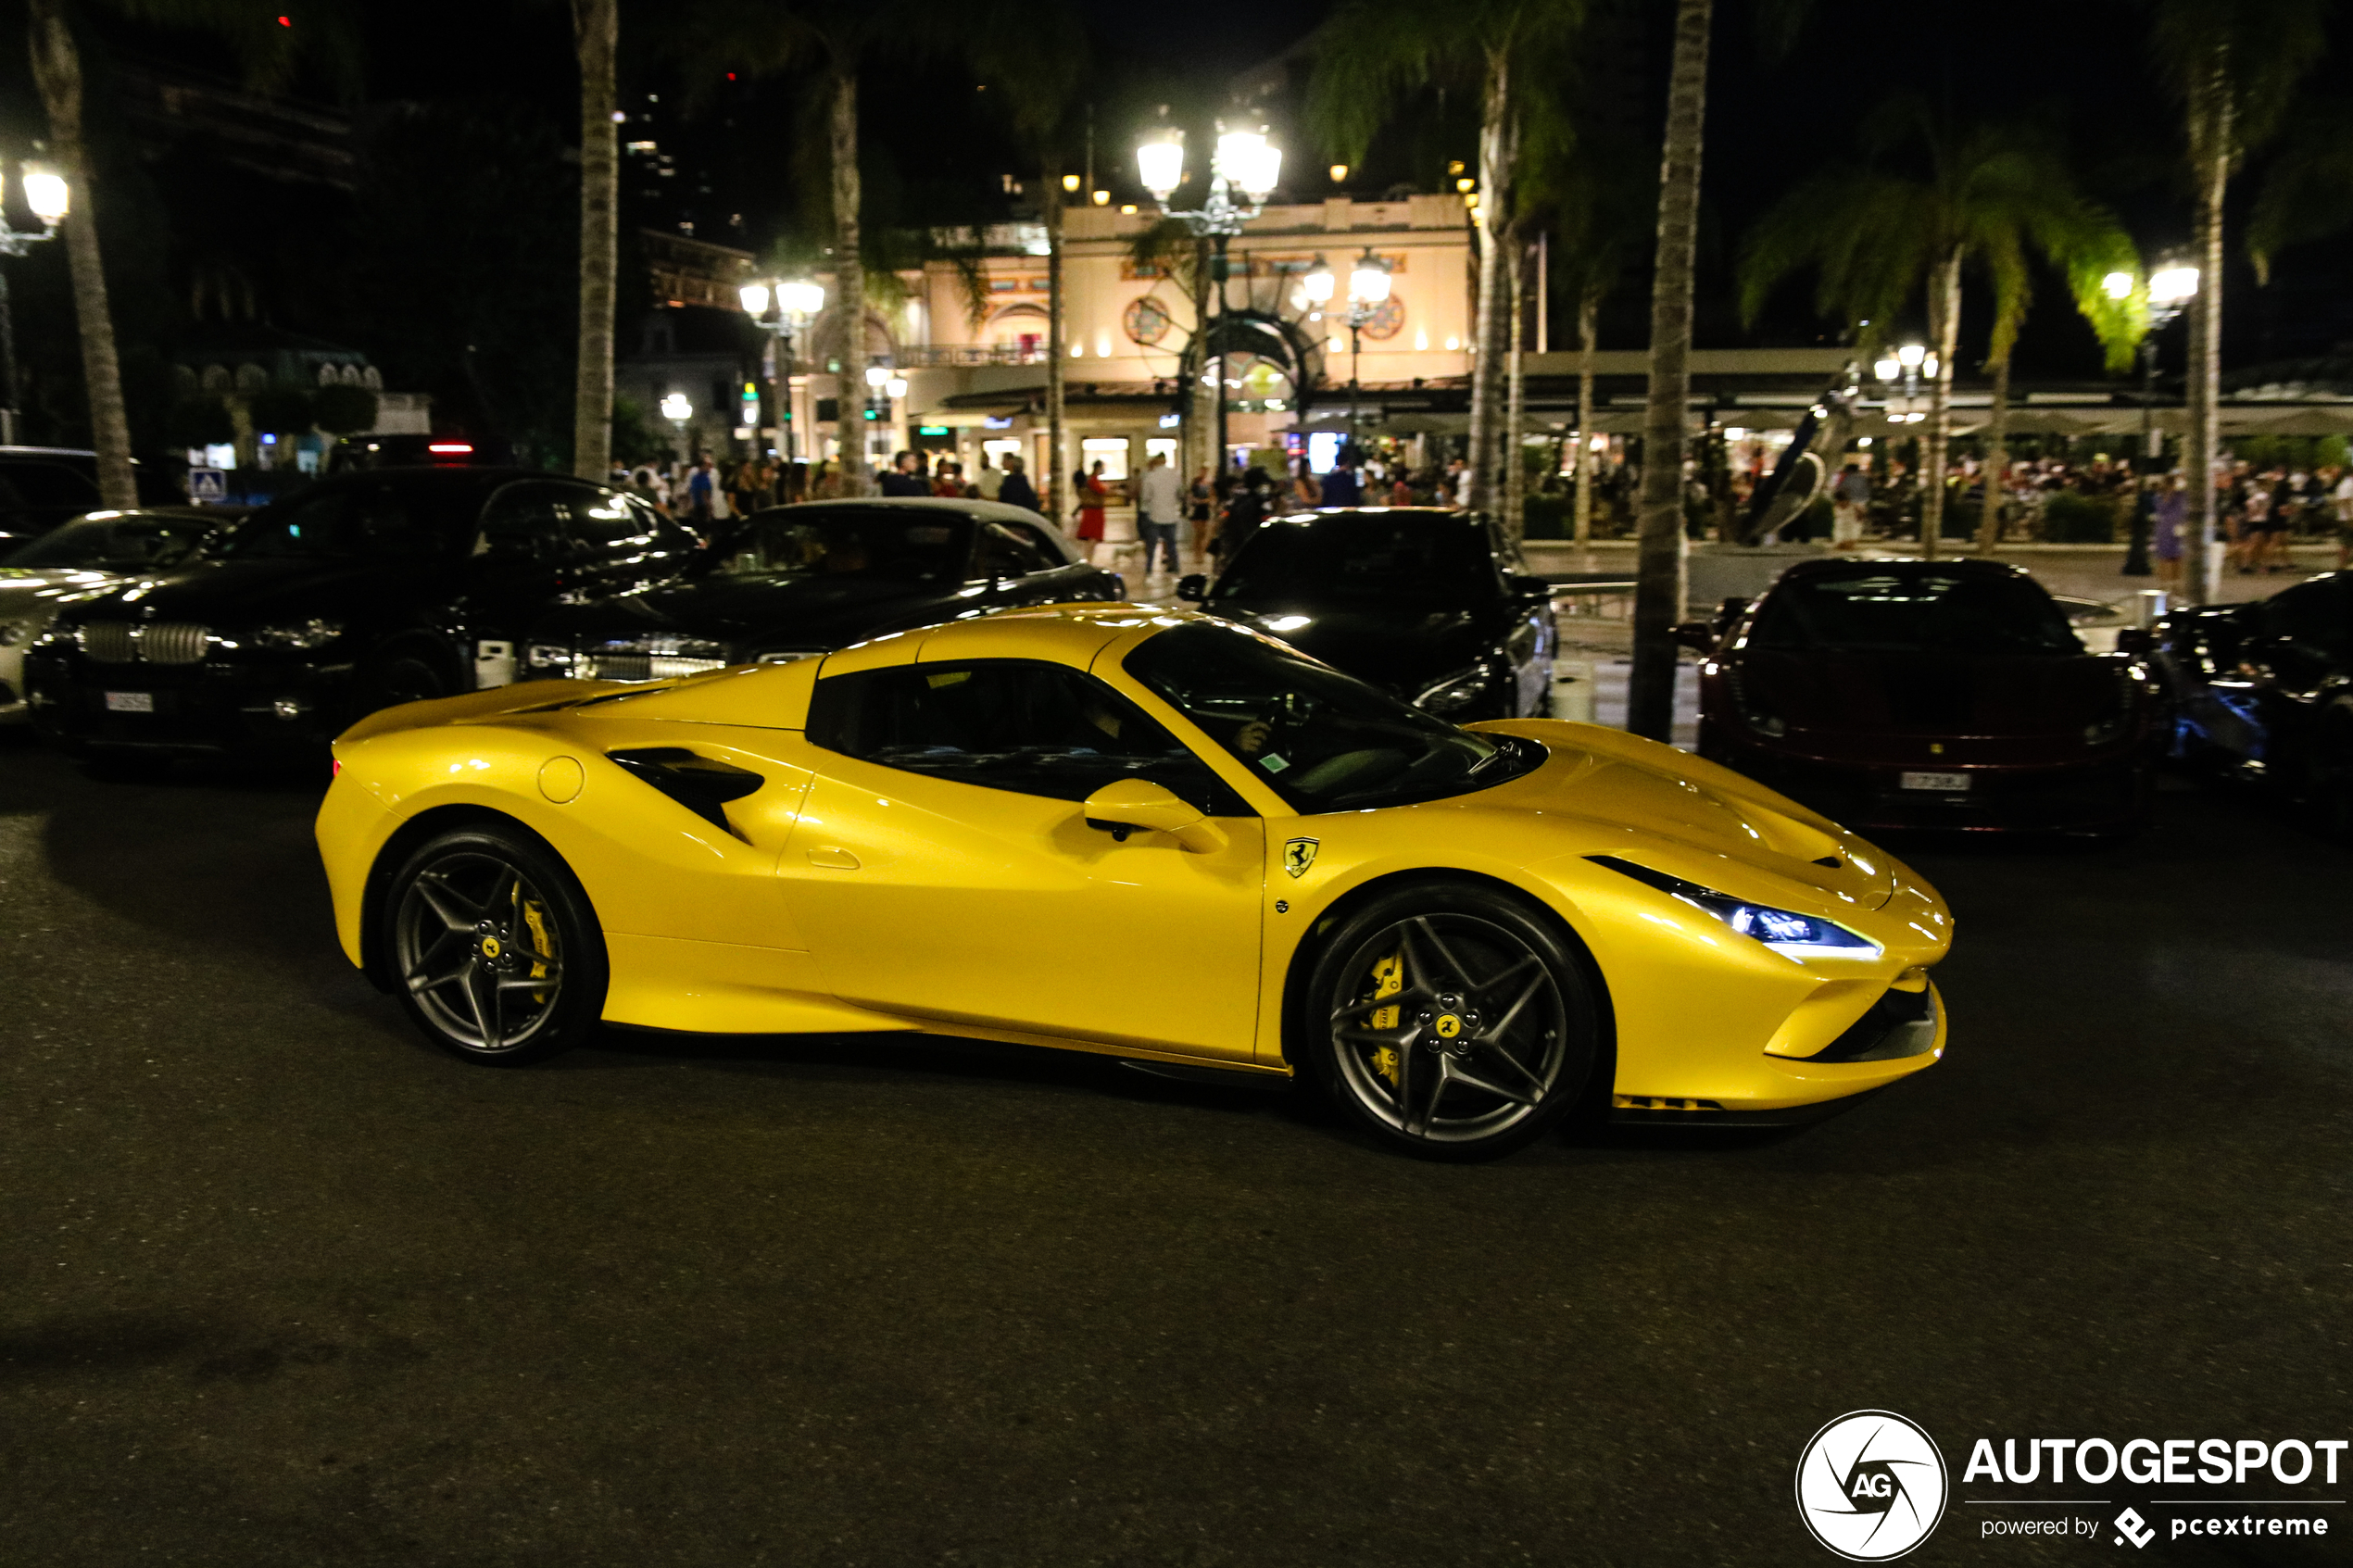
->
[1136,453,1183,574]
[974,452,1004,502]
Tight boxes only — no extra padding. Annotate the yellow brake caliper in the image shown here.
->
[1368,952,1403,1085]
[521,899,555,1003]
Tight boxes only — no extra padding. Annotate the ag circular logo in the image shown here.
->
[1795,1410,1948,1561]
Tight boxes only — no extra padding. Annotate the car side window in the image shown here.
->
[806,659,1253,815]
[476,482,573,560]
[974,519,1057,579]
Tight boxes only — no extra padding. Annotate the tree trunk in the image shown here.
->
[1573,289,1597,548]
[1628,0,1712,744]
[28,0,134,508]
[2184,54,2231,607]
[1503,238,1529,542]
[1465,50,1516,516]
[830,69,870,497]
[1975,353,2010,554]
[1045,161,1067,526]
[1919,247,1962,561]
[571,0,618,481]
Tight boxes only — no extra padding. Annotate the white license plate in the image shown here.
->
[104,691,155,714]
[1900,771,1969,792]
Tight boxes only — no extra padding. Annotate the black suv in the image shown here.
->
[1176,508,1556,721]
[24,467,698,761]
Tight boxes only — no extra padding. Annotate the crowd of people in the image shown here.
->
[612,443,1494,573]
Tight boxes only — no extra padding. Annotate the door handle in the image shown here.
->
[805,846,861,870]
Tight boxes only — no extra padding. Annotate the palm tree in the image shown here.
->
[1305,0,1583,517]
[1738,106,2140,558]
[1625,0,1711,744]
[969,6,1086,522]
[24,0,323,508]
[2151,0,2329,605]
[682,2,932,499]
[1522,88,1653,551]
[572,0,618,483]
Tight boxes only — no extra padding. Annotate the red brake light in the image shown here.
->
[427,442,473,455]
[331,758,342,778]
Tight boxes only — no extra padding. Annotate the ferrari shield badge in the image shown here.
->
[1282,837,1319,879]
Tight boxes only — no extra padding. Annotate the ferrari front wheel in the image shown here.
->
[384,822,607,1065]
[1298,884,1600,1161]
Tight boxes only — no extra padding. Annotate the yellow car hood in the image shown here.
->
[1468,719,1900,911]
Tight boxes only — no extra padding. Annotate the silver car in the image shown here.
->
[0,507,238,724]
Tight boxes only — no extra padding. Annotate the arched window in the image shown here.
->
[200,365,232,393]
[233,364,268,393]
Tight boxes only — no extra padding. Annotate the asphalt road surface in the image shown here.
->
[2,734,2346,1567]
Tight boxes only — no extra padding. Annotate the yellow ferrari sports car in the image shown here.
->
[316,606,1952,1160]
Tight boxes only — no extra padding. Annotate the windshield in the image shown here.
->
[1123,621,1542,812]
[221,482,463,561]
[1,513,218,571]
[714,508,973,583]
[1210,513,1499,604]
[1752,571,2082,656]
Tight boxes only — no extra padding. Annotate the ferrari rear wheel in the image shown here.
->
[1299,884,1599,1161]
[384,822,606,1065]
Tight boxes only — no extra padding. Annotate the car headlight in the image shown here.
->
[1591,855,1881,960]
[251,619,343,649]
[1414,662,1494,715]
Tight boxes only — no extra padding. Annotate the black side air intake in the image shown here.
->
[606,748,764,834]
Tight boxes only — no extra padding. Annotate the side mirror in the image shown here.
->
[1175,573,1208,602]
[2113,626,2155,656]
[1669,621,1719,653]
[1081,778,1227,854]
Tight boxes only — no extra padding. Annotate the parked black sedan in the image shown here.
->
[1684,558,2165,835]
[1176,508,1556,720]
[22,468,698,761]
[519,497,1122,682]
[2159,571,2353,834]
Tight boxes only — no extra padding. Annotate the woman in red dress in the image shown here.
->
[1072,461,1109,544]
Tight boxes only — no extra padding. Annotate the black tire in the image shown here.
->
[381,821,608,1066]
[355,653,448,720]
[1292,881,1602,1161]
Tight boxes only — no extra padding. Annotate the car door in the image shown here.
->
[777,655,1267,1061]
[457,482,582,683]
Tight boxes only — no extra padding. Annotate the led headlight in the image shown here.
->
[1591,855,1881,960]
[252,619,343,649]
[1414,662,1493,715]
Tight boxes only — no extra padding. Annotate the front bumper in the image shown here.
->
[24,648,356,755]
[1706,738,2150,833]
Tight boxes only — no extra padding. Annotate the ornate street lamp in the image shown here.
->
[659,392,693,461]
[2108,262,2198,577]
[737,275,824,488]
[0,164,69,445]
[1136,119,1283,470]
